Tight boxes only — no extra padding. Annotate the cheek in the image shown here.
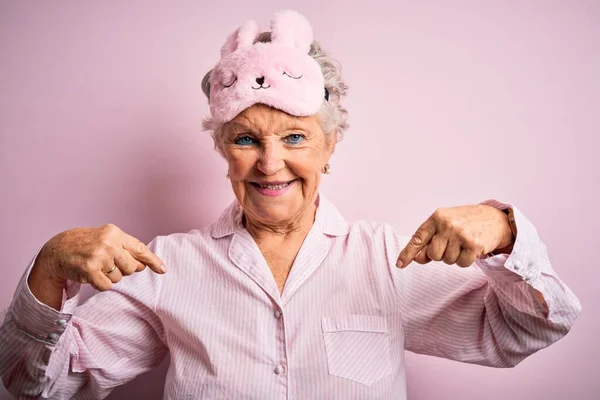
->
[288,155,323,181]
[292,146,329,175]
[226,151,256,176]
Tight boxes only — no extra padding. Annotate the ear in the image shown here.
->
[270,10,313,54]
[220,20,260,57]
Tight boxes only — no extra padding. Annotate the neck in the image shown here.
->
[244,202,318,243]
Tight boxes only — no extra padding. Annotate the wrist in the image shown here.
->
[30,245,66,287]
[28,250,67,311]
[492,208,516,255]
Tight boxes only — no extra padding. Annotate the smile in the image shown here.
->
[249,180,296,196]
[255,182,289,190]
[252,85,271,90]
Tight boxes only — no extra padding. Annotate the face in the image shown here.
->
[221,104,335,229]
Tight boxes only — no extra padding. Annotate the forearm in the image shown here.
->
[482,266,579,366]
[0,255,79,398]
[400,265,580,367]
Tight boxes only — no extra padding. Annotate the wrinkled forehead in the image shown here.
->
[226,105,317,134]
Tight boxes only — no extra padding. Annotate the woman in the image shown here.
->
[0,10,581,400]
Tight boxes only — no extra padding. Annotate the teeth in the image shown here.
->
[259,182,289,190]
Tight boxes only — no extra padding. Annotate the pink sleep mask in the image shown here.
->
[208,10,327,123]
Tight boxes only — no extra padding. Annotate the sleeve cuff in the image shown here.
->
[9,248,81,345]
[476,199,542,284]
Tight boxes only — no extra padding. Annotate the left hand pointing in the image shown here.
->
[397,205,515,269]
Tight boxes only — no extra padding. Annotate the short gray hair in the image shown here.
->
[201,32,349,155]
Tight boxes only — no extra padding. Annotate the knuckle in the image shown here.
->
[90,247,109,260]
[99,224,120,242]
[432,208,447,221]
[82,261,99,274]
[102,223,119,233]
[411,235,425,246]
[445,218,462,232]
[98,233,117,248]
[99,236,113,248]
[455,226,470,240]
[120,266,135,276]
[427,248,441,261]
[132,240,147,256]
[469,238,484,251]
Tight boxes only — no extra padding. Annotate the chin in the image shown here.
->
[250,201,299,223]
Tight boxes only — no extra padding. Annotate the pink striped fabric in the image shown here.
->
[0,195,581,399]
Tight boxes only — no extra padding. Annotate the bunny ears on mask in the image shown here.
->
[208,10,327,123]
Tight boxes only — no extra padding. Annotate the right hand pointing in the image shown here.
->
[34,223,165,292]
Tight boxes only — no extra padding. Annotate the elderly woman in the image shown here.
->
[0,10,581,400]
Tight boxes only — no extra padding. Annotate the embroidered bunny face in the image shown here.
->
[208,10,326,123]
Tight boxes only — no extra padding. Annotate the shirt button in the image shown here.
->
[48,333,59,340]
[274,310,282,319]
[57,319,68,327]
[274,365,283,375]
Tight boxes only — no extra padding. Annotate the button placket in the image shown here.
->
[273,306,288,383]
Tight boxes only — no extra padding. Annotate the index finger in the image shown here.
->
[122,234,166,274]
[396,219,436,269]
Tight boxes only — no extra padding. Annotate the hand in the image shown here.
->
[396,205,514,269]
[33,223,165,292]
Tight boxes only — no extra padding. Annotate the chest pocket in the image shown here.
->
[322,315,393,386]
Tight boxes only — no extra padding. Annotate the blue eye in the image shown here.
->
[285,133,305,145]
[234,136,256,146]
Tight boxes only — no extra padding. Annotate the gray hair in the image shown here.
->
[201,32,349,156]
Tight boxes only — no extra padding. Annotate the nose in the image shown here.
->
[256,76,265,85]
[257,144,284,175]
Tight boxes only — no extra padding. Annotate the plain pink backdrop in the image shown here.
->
[1,1,598,399]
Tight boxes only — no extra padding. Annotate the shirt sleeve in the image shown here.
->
[385,201,582,367]
[0,238,168,399]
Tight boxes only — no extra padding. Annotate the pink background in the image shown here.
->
[1,1,598,399]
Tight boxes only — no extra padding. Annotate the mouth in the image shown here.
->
[248,179,297,196]
[251,85,271,90]
[250,180,294,190]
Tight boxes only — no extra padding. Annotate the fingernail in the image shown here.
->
[160,264,167,273]
[396,261,404,268]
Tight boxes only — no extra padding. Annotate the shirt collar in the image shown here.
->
[210,193,350,239]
